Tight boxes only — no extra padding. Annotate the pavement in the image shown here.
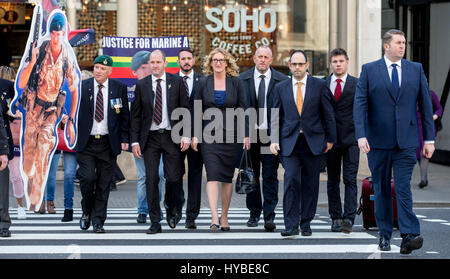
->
[9,161,450,210]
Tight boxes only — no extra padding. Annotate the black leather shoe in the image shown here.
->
[174,211,182,226]
[110,183,117,191]
[79,213,91,230]
[136,214,147,224]
[378,235,391,251]
[147,222,162,234]
[418,180,428,189]
[185,220,197,229]
[342,219,353,234]
[246,216,259,227]
[61,209,73,222]
[1,228,11,237]
[264,218,276,232]
[331,219,343,232]
[93,224,105,233]
[281,228,299,237]
[400,235,423,254]
[301,227,312,236]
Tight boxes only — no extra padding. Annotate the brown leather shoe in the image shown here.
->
[35,202,45,214]
[47,201,56,214]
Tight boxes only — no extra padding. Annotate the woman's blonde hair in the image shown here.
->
[202,48,239,77]
[0,66,16,82]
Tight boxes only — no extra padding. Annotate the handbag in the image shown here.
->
[57,126,71,152]
[235,148,257,194]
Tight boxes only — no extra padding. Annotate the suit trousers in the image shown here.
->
[143,130,184,224]
[0,166,10,229]
[326,145,359,222]
[367,147,420,239]
[246,135,280,221]
[181,147,203,222]
[76,136,116,226]
[281,134,321,230]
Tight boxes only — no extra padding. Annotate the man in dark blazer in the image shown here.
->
[354,29,435,254]
[177,48,204,229]
[239,45,288,231]
[131,49,190,234]
[270,50,336,237]
[76,55,130,233]
[324,48,359,234]
[0,78,14,237]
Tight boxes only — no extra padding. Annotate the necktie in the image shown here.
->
[257,75,266,109]
[183,75,190,98]
[296,81,304,116]
[391,64,399,99]
[153,79,163,126]
[334,78,342,101]
[94,83,104,122]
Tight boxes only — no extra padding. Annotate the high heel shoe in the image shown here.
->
[210,224,220,231]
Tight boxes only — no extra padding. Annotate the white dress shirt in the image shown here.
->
[179,70,194,97]
[91,78,109,135]
[384,55,402,86]
[254,68,271,129]
[330,73,348,96]
[292,74,308,103]
[150,73,171,131]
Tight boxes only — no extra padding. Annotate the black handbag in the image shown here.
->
[235,149,257,194]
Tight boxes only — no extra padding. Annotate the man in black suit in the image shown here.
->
[76,55,130,233]
[0,78,14,237]
[239,45,288,231]
[324,48,359,234]
[131,49,190,234]
[270,50,336,237]
[177,48,204,229]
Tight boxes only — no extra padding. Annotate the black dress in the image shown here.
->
[193,75,249,183]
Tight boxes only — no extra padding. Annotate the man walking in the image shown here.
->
[354,29,435,254]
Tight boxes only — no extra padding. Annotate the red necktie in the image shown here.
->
[94,84,104,122]
[334,78,342,101]
[153,79,163,125]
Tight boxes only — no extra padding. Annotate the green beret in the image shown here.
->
[94,55,113,67]
[131,50,150,71]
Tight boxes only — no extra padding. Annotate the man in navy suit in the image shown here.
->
[76,55,130,233]
[354,29,435,254]
[270,50,336,237]
[177,48,204,229]
[324,48,359,234]
[239,45,288,231]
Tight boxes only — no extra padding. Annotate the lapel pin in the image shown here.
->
[168,84,172,89]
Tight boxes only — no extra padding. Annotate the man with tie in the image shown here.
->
[131,49,190,234]
[354,29,435,254]
[239,45,288,231]
[76,55,130,233]
[270,50,336,237]
[177,48,204,229]
[324,48,359,233]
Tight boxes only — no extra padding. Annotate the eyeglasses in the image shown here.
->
[212,59,226,64]
[290,62,307,67]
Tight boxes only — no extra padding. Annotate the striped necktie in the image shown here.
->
[94,83,104,122]
[153,79,163,125]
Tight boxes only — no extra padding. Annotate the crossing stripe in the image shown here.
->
[0,245,400,254]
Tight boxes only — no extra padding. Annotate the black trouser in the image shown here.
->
[326,144,359,222]
[181,146,203,222]
[76,136,116,226]
[245,135,280,221]
[143,130,184,224]
[0,166,10,230]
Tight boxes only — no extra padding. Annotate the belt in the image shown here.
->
[90,134,108,139]
[150,129,170,134]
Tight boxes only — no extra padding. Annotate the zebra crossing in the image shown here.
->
[0,207,400,258]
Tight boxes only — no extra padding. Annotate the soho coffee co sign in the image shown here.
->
[206,7,276,55]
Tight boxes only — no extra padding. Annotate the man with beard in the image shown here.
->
[177,48,204,229]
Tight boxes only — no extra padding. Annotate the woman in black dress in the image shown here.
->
[191,48,249,231]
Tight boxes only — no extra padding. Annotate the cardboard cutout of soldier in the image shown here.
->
[12,7,81,211]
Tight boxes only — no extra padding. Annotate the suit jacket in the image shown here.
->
[271,75,336,157]
[131,72,190,151]
[354,58,434,149]
[177,71,204,110]
[0,78,14,159]
[76,77,130,156]
[192,75,249,141]
[239,66,289,134]
[325,74,358,147]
